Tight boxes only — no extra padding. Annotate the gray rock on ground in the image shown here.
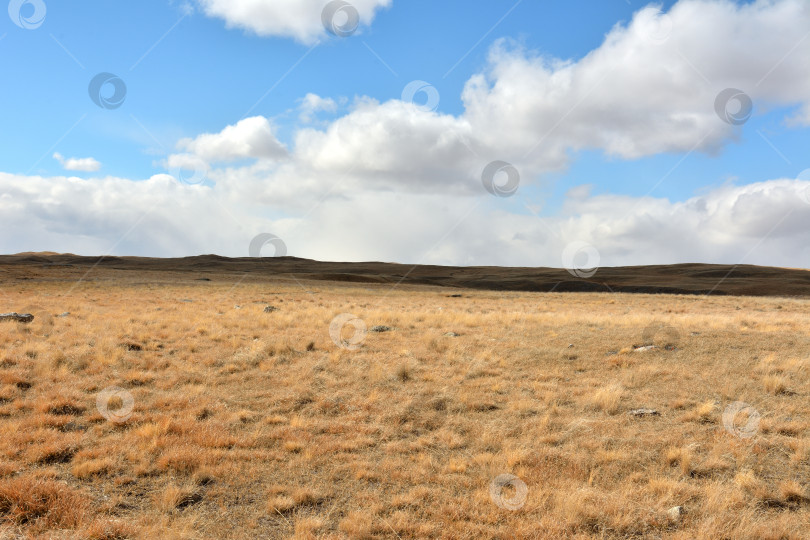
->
[0,313,34,323]
[370,325,392,332]
[263,305,279,313]
[628,408,660,417]
[667,506,684,522]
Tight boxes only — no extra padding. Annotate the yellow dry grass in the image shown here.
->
[0,271,808,539]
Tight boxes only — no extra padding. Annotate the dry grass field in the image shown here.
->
[0,265,808,539]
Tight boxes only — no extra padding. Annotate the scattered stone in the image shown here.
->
[629,408,660,417]
[0,313,34,323]
[180,299,194,303]
[667,506,684,522]
[263,305,279,313]
[175,491,203,510]
[123,343,142,352]
[59,421,86,433]
[234,305,241,310]
[605,350,618,356]
[633,345,658,352]
[370,325,392,332]
[57,312,70,318]
[448,294,463,298]
[444,332,460,337]
[567,343,574,348]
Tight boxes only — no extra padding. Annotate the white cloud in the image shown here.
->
[298,93,338,123]
[294,100,479,194]
[52,153,101,173]
[172,116,288,165]
[194,0,391,44]
[2,170,809,268]
[0,173,258,257]
[460,0,810,168]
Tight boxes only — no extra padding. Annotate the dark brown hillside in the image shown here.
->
[1,253,808,297]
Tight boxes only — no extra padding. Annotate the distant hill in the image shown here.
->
[1,252,808,297]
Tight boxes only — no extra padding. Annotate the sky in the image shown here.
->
[1,0,809,269]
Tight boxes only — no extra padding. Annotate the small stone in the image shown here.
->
[0,313,34,323]
[667,506,684,522]
[633,345,658,352]
[567,344,574,348]
[370,325,392,332]
[57,312,70,317]
[234,305,241,310]
[448,294,463,298]
[629,408,660,417]
[180,299,194,303]
[263,305,279,313]
[444,332,460,337]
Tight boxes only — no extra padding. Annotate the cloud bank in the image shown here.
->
[4,0,810,269]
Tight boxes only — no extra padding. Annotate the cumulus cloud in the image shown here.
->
[298,93,338,123]
[294,100,479,194]
[52,153,101,173]
[172,116,288,165]
[463,0,810,165]
[459,0,810,175]
[194,0,391,43]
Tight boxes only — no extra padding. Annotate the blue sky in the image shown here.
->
[2,0,809,268]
